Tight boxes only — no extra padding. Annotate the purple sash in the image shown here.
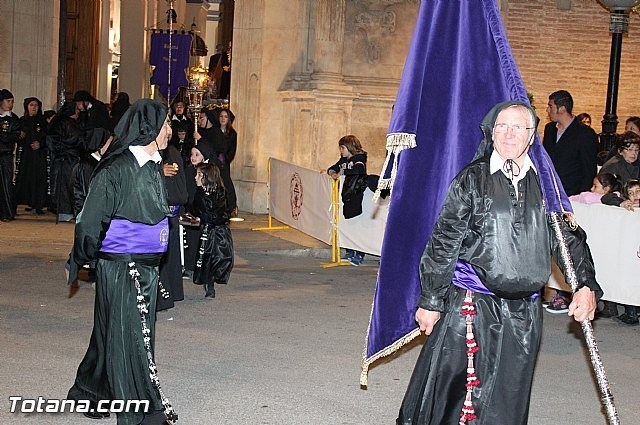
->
[453,260,539,300]
[169,205,180,217]
[452,260,495,295]
[101,218,169,254]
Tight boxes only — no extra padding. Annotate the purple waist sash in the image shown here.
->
[452,260,495,295]
[169,205,180,217]
[101,218,169,254]
[452,260,540,300]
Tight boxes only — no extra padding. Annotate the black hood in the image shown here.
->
[96,99,167,169]
[473,100,538,161]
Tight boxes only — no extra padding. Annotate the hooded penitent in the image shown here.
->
[362,0,571,385]
[101,99,168,163]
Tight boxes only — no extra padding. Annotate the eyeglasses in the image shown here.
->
[493,123,534,134]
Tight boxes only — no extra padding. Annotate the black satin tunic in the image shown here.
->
[399,158,601,425]
[418,159,600,312]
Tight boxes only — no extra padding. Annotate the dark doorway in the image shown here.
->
[62,0,101,100]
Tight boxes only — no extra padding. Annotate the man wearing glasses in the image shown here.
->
[397,101,601,425]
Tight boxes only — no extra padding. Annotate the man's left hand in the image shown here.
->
[568,286,596,322]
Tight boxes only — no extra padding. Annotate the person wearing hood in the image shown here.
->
[46,101,84,222]
[0,89,21,221]
[396,101,601,425]
[67,99,177,425]
[328,135,368,266]
[71,130,113,216]
[14,97,49,214]
[73,90,110,132]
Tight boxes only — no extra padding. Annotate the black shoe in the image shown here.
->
[615,313,639,326]
[35,209,45,215]
[597,301,619,318]
[83,401,110,419]
[204,284,215,298]
[24,207,33,212]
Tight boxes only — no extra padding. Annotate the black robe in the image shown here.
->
[157,145,188,311]
[180,164,201,273]
[0,112,20,220]
[398,159,601,425]
[68,150,173,425]
[192,186,234,287]
[209,126,237,213]
[47,115,84,216]
[14,115,49,210]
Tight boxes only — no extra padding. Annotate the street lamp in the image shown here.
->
[598,0,640,155]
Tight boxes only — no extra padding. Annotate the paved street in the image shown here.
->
[1,212,638,424]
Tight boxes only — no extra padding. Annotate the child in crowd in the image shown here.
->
[192,162,234,298]
[328,135,368,266]
[599,179,640,324]
[570,172,619,205]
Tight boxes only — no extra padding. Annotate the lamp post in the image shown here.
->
[598,0,640,154]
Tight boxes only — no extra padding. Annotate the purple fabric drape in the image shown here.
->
[362,0,569,384]
[149,33,191,102]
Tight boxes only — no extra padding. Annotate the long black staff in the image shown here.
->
[549,211,620,425]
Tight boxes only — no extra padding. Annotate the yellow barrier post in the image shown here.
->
[321,178,350,268]
[252,158,290,231]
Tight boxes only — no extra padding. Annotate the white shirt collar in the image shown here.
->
[129,145,162,167]
[0,110,11,117]
[490,150,537,178]
[490,151,537,199]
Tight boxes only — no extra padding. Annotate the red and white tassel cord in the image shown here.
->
[460,289,480,424]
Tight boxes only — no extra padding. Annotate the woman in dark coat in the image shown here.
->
[14,97,49,213]
[209,108,237,214]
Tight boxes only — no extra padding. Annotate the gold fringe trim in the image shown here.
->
[360,297,422,387]
[373,133,418,203]
[386,132,417,149]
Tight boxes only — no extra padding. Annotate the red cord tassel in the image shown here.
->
[459,290,479,424]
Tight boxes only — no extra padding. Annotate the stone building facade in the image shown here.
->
[1,0,638,213]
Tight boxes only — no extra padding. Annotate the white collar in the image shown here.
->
[129,145,162,167]
[490,150,537,177]
[0,110,11,117]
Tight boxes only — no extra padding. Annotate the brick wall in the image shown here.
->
[504,0,640,131]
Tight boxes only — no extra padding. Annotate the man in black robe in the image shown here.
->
[73,90,110,133]
[0,89,20,222]
[397,101,601,425]
[157,143,187,312]
[67,99,177,425]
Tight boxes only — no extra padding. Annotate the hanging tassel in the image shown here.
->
[373,133,417,202]
[459,290,480,424]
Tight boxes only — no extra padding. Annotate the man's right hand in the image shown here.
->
[416,308,441,335]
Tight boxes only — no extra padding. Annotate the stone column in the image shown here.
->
[312,0,345,75]
[119,0,148,100]
[0,0,60,109]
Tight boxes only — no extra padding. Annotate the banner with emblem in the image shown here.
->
[149,33,191,102]
[269,158,333,245]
